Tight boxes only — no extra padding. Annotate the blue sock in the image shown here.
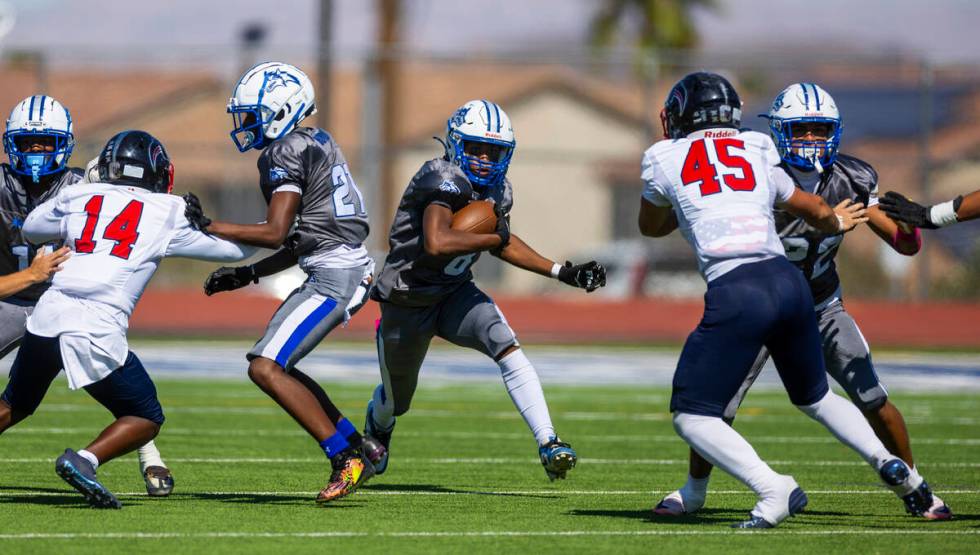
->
[336,418,357,438]
[319,432,350,459]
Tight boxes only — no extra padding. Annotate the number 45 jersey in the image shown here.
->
[373,158,513,307]
[775,154,878,306]
[21,183,256,389]
[642,129,796,283]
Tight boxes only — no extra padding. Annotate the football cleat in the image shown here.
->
[732,486,807,529]
[653,489,704,516]
[143,465,174,497]
[54,449,121,509]
[363,400,393,475]
[921,493,953,521]
[539,437,576,481]
[878,458,938,517]
[315,448,375,504]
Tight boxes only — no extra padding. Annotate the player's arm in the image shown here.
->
[879,190,979,228]
[422,203,503,257]
[196,191,301,249]
[495,234,606,292]
[22,195,67,244]
[0,246,71,299]
[866,205,921,255]
[638,198,678,237]
[779,189,867,234]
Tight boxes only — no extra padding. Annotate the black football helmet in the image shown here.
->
[97,130,174,193]
[661,72,742,139]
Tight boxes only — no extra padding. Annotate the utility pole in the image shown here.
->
[316,0,332,130]
[917,59,933,301]
[377,0,400,236]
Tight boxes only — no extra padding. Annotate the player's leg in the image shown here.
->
[766,269,935,517]
[0,300,31,360]
[365,301,437,474]
[669,267,806,529]
[436,282,572,480]
[0,331,64,432]
[818,302,950,519]
[656,347,770,516]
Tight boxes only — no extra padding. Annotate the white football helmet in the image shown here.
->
[3,95,75,183]
[446,99,516,188]
[762,83,842,172]
[228,62,316,152]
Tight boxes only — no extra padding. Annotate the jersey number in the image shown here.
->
[444,253,477,276]
[680,138,757,196]
[332,163,367,218]
[74,195,145,259]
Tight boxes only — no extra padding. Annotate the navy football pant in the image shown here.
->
[1,332,165,425]
[670,257,830,417]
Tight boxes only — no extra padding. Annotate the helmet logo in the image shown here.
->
[772,91,786,112]
[264,69,300,93]
[450,106,471,128]
[671,87,687,113]
[150,144,165,171]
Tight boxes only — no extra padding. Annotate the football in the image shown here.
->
[451,200,497,234]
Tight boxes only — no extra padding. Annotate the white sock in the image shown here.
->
[77,449,99,470]
[137,440,166,473]
[371,383,396,431]
[498,349,555,446]
[673,412,792,522]
[678,474,710,509]
[796,391,893,468]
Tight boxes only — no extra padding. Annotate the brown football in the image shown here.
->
[451,200,497,234]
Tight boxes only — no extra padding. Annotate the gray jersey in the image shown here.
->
[372,158,514,307]
[258,127,369,253]
[774,154,878,305]
[0,164,82,302]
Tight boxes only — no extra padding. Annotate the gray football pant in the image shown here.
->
[376,281,518,416]
[0,301,32,359]
[723,300,888,419]
[248,264,369,370]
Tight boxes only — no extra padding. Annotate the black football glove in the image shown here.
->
[182,192,212,232]
[492,203,510,253]
[557,260,606,293]
[284,229,319,257]
[204,265,258,296]
[878,191,937,229]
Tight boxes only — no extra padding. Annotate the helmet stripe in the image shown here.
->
[810,83,821,110]
[28,95,36,119]
[39,96,46,118]
[799,83,809,110]
[491,102,501,132]
[481,99,492,132]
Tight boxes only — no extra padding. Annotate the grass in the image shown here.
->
[0,378,977,554]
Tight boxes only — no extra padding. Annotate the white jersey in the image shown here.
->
[22,183,257,389]
[641,128,797,282]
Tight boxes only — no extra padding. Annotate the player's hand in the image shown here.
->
[557,260,606,293]
[878,191,937,229]
[27,246,71,284]
[182,192,212,232]
[833,199,868,232]
[492,202,510,250]
[203,265,257,296]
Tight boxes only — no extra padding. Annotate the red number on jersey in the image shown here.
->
[73,196,146,260]
[680,138,757,196]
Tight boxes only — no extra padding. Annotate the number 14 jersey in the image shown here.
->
[641,128,796,283]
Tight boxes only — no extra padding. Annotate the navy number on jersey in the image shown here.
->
[331,163,367,218]
[680,138,757,196]
[74,195,145,259]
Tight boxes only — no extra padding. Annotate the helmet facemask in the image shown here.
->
[450,135,514,189]
[3,129,74,183]
[229,104,276,152]
[770,117,841,172]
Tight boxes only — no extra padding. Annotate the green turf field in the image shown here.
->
[0,378,977,554]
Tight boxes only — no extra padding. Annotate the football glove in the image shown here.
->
[182,192,212,232]
[878,192,937,229]
[204,265,257,296]
[492,203,510,252]
[558,260,606,293]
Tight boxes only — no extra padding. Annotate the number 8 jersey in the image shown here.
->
[642,129,797,282]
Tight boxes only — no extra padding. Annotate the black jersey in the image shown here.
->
[0,164,83,302]
[774,154,878,305]
[372,158,514,307]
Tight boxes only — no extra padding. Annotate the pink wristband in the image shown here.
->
[892,226,922,252]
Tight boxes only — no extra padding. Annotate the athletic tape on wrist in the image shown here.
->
[550,263,562,279]
[929,199,960,227]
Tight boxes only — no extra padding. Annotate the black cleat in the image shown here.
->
[55,449,121,509]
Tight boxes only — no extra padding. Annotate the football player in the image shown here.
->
[880,189,980,228]
[0,130,256,508]
[639,72,934,528]
[360,99,606,482]
[654,82,951,521]
[184,62,379,503]
[0,96,175,496]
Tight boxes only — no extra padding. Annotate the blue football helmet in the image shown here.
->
[446,100,516,189]
[762,83,842,172]
[3,95,75,183]
[227,62,317,152]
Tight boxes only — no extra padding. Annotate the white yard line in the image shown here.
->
[2,489,978,497]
